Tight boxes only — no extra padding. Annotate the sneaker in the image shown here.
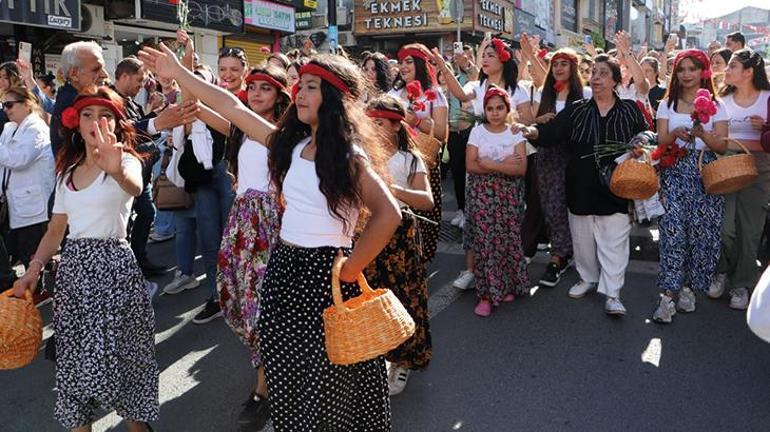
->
[676,287,696,313]
[605,297,626,316]
[473,299,493,317]
[33,289,52,308]
[707,273,727,299]
[729,287,750,310]
[138,259,169,276]
[163,270,200,295]
[537,243,549,251]
[653,293,676,324]
[450,210,464,227]
[568,280,597,299]
[539,262,560,287]
[388,366,410,396]
[146,281,159,300]
[453,270,475,290]
[457,217,465,229]
[148,231,175,243]
[237,392,270,430]
[192,299,223,324]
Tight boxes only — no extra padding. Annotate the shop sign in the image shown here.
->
[295,11,311,29]
[513,8,545,40]
[245,0,295,33]
[474,0,512,37]
[271,0,315,10]
[354,0,473,35]
[141,0,244,33]
[0,0,80,31]
[561,0,577,33]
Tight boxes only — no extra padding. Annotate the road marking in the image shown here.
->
[641,337,662,367]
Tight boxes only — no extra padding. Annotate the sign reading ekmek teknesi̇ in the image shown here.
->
[0,0,81,31]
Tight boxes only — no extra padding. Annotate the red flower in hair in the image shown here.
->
[260,46,271,54]
[61,107,80,129]
[406,80,423,101]
[490,38,512,62]
[424,89,437,102]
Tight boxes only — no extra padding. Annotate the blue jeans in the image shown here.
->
[174,207,198,276]
[194,161,235,299]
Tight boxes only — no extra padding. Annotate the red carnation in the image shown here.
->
[406,80,423,101]
[412,102,426,112]
[424,89,437,102]
[260,46,271,54]
[169,0,179,4]
[61,107,80,129]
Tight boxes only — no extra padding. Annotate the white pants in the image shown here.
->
[568,212,632,299]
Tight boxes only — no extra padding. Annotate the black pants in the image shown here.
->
[6,222,47,268]
[0,231,15,290]
[129,184,155,263]
[522,154,548,258]
[447,128,471,211]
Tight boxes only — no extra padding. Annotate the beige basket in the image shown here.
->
[700,139,758,195]
[323,256,415,365]
[610,151,660,200]
[414,131,442,170]
[0,289,42,369]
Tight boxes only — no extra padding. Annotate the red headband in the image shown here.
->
[397,47,437,83]
[245,73,286,91]
[298,63,351,95]
[61,97,126,129]
[366,109,404,121]
[551,52,577,65]
[673,49,713,79]
[490,38,512,62]
[483,86,511,110]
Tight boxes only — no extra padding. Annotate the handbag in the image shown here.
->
[761,95,770,153]
[153,149,193,210]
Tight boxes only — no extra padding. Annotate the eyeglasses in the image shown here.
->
[2,101,20,109]
[219,47,246,59]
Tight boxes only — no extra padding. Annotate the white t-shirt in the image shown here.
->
[468,124,527,162]
[655,99,728,150]
[462,80,530,117]
[280,138,363,248]
[388,85,448,120]
[236,136,271,195]
[387,150,427,207]
[722,90,770,142]
[53,155,142,239]
[533,87,593,113]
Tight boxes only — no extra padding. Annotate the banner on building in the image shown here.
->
[245,0,295,33]
[474,0,514,38]
[560,0,577,33]
[354,0,473,35]
[0,0,81,31]
[141,0,244,33]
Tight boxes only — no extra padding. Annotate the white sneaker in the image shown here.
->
[729,287,750,310]
[388,366,410,396]
[676,287,696,313]
[146,281,159,300]
[707,273,727,299]
[450,210,464,227]
[457,214,465,229]
[653,293,676,323]
[149,231,175,243]
[605,297,627,316]
[568,280,597,299]
[163,270,200,295]
[453,270,475,290]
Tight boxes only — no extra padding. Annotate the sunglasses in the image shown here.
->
[2,101,20,109]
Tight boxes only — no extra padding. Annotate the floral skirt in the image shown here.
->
[217,189,282,367]
[466,173,529,303]
[364,212,432,370]
[415,161,442,263]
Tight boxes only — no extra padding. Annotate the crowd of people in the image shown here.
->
[2,28,770,431]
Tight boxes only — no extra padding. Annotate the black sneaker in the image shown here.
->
[238,392,270,431]
[192,299,223,324]
[539,262,560,287]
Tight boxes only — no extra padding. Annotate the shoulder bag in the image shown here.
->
[153,149,193,211]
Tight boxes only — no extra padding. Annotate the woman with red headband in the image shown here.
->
[389,43,448,264]
[365,94,434,396]
[651,49,729,324]
[139,45,400,431]
[466,85,529,316]
[530,48,592,289]
[13,87,158,432]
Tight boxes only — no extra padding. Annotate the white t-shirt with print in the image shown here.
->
[468,124,527,162]
[722,90,770,142]
[656,98,729,150]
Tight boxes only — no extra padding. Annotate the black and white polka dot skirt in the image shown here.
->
[53,238,159,429]
[259,243,391,431]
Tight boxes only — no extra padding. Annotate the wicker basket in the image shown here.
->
[700,139,758,195]
[414,131,442,170]
[609,152,659,200]
[0,289,43,369]
[323,256,415,365]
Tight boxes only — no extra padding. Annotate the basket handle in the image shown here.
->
[331,256,375,313]
[1,288,33,302]
[724,138,751,154]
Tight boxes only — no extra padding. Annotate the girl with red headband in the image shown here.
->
[530,48,592,289]
[13,87,159,431]
[138,45,400,431]
[652,49,729,324]
[365,94,434,396]
[466,85,529,316]
[389,43,448,264]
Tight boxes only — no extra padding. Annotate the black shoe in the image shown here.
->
[237,392,271,430]
[539,262,561,287]
[192,299,223,324]
[144,422,154,432]
[139,259,169,276]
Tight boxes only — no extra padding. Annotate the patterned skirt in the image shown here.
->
[466,173,529,303]
[259,243,391,431]
[217,189,282,368]
[364,212,432,370]
[53,238,158,429]
[415,161,442,263]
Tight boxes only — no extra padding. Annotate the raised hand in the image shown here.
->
[138,43,182,80]
[519,33,535,59]
[92,117,124,176]
[429,47,449,71]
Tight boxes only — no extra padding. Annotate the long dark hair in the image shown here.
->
[367,94,423,183]
[537,49,583,116]
[393,44,435,92]
[268,55,385,228]
[478,43,519,94]
[228,65,290,180]
[663,54,718,110]
[56,87,142,181]
[720,48,770,96]
[362,52,392,94]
